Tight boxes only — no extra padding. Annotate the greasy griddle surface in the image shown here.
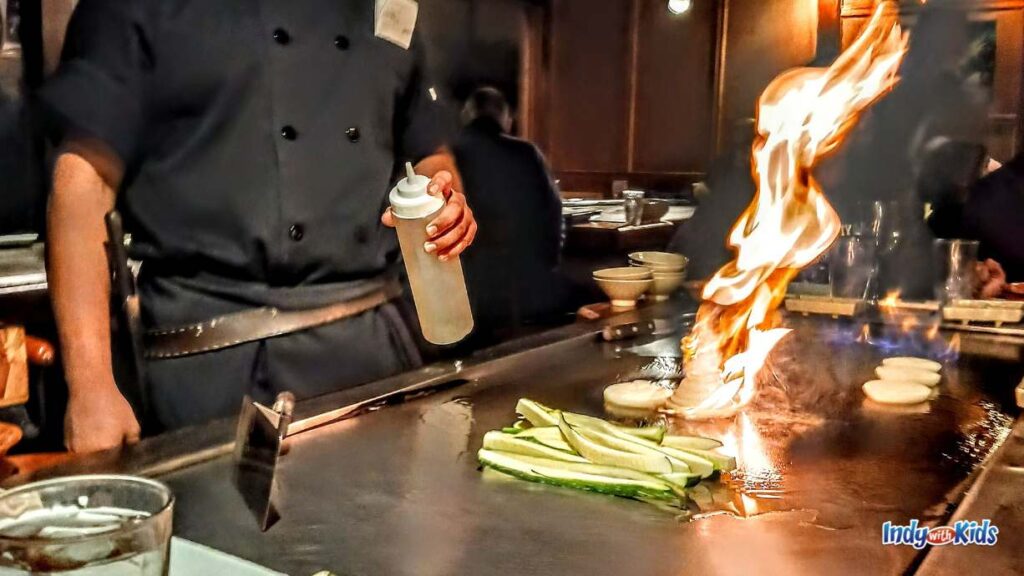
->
[161,316,1021,576]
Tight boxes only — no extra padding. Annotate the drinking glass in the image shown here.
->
[829,235,876,299]
[0,475,174,575]
[871,200,902,257]
[622,190,645,226]
[934,239,980,302]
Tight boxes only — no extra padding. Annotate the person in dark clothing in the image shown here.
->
[930,150,1024,283]
[452,87,564,343]
[668,119,756,281]
[41,0,477,452]
[816,4,989,299]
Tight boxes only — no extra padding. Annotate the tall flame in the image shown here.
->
[667,2,907,418]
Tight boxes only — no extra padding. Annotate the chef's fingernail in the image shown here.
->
[430,185,439,195]
[439,255,449,262]
[426,225,438,236]
[424,242,437,254]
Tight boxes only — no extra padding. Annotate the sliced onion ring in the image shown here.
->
[862,380,933,405]
[603,380,673,410]
[875,366,941,387]
[882,357,942,373]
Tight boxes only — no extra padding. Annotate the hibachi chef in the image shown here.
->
[41,0,476,452]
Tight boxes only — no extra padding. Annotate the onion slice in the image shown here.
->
[875,366,941,387]
[603,380,673,410]
[882,357,942,373]
[862,380,933,405]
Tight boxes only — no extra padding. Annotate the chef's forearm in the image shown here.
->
[48,148,121,398]
[415,148,463,194]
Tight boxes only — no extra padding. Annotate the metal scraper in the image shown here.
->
[233,392,294,532]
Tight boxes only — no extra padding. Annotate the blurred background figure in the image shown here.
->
[667,119,756,281]
[930,149,1024,283]
[819,3,990,299]
[453,87,566,344]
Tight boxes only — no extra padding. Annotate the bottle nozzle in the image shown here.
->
[405,162,416,181]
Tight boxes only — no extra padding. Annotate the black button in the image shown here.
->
[289,224,305,242]
[334,35,350,50]
[281,125,297,141]
[273,28,291,45]
[345,127,360,142]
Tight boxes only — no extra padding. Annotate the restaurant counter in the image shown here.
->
[6,300,1024,575]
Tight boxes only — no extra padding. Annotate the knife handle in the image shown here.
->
[273,392,296,417]
[602,321,655,342]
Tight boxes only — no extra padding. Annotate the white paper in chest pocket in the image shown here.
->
[375,0,418,50]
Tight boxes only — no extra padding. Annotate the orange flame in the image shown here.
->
[667,2,906,418]
[879,290,902,309]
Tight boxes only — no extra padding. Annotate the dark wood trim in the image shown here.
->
[711,0,730,155]
[842,0,1024,17]
[817,0,842,64]
[518,3,539,140]
[626,0,641,171]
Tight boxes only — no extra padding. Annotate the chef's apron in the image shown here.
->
[136,269,422,431]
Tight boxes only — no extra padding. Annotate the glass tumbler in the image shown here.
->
[0,475,174,575]
[934,239,980,302]
[829,235,876,299]
[622,190,645,226]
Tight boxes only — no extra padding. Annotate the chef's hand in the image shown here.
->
[975,258,1007,300]
[381,170,477,261]
[64,383,141,453]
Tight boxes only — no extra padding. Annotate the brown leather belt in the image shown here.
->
[144,288,393,359]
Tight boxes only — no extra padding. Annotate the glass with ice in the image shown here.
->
[0,475,173,575]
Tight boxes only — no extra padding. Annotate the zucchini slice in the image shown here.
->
[561,411,667,443]
[515,399,559,427]
[515,426,575,453]
[672,448,736,472]
[660,435,724,451]
[558,416,673,474]
[657,446,716,478]
[478,449,678,501]
[482,432,587,463]
[658,472,703,488]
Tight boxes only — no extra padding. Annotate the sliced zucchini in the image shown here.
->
[658,472,702,488]
[566,419,690,474]
[515,399,559,427]
[561,411,667,443]
[657,446,716,478]
[478,449,677,501]
[482,432,587,463]
[516,426,575,453]
[501,427,522,434]
[558,416,673,474]
[512,419,530,430]
[660,435,724,451]
[673,448,736,472]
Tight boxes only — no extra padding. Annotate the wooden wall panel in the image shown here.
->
[719,0,818,148]
[839,0,1024,161]
[547,0,633,173]
[632,0,718,173]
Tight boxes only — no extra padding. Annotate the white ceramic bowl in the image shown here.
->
[593,266,653,281]
[628,251,688,272]
[649,271,687,301]
[593,277,653,308]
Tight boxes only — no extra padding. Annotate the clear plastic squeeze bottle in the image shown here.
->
[389,163,474,345]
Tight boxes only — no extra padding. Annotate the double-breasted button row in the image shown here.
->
[272,28,350,51]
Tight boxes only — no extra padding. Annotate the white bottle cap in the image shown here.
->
[389,163,444,219]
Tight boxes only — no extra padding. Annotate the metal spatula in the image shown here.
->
[233,392,294,532]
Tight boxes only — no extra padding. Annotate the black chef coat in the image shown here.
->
[41,0,452,429]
